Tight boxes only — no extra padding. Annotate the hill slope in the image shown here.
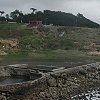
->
[43,10,100,28]
[0,23,100,64]
[0,10,100,28]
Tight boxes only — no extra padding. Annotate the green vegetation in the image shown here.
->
[0,23,100,65]
[18,27,75,50]
[1,49,100,66]
[0,23,33,38]
[2,50,86,61]
[0,9,100,28]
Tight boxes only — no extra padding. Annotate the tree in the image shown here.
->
[77,13,84,18]
[5,14,9,19]
[0,11,5,16]
[6,9,100,28]
[35,11,44,21]
[10,10,23,23]
[30,8,37,14]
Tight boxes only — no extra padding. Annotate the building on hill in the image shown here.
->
[28,21,43,28]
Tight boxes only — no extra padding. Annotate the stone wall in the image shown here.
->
[0,62,100,100]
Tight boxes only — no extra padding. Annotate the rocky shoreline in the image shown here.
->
[0,63,100,100]
[72,88,100,100]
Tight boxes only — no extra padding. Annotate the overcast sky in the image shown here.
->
[0,0,100,24]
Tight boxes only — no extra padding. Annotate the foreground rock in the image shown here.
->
[0,63,100,100]
[0,66,10,77]
[72,88,100,100]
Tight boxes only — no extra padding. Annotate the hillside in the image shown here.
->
[0,10,100,28]
[0,23,100,65]
[44,11,100,28]
[0,23,100,50]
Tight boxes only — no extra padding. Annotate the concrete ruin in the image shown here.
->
[0,63,100,99]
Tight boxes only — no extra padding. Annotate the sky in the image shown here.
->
[0,0,100,24]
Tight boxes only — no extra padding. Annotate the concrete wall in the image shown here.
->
[0,62,100,100]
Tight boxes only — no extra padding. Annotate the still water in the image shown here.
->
[0,76,33,85]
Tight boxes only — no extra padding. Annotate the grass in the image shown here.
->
[0,49,100,68]
[0,23,100,66]
[0,50,100,64]
[0,23,34,38]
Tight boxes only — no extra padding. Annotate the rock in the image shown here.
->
[0,66,10,77]
[39,92,45,98]
[0,95,6,100]
[47,76,57,87]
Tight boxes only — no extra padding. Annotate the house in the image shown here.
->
[28,21,42,28]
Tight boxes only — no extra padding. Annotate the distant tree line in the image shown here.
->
[0,8,100,28]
